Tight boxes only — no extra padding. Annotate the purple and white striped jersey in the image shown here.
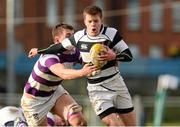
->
[24,49,82,97]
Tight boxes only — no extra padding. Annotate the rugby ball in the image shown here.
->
[90,44,107,69]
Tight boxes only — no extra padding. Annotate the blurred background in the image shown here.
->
[0,0,180,126]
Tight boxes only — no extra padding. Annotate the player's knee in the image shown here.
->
[101,114,125,126]
[67,104,87,126]
[102,119,124,126]
[68,116,87,126]
[78,117,87,126]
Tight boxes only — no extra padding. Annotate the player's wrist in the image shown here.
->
[79,69,85,77]
[112,52,117,60]
[115,52,121,60]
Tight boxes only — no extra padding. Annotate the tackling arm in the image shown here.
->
[49,63,97,80]
[37,37,75,54]
[38,43,67,54]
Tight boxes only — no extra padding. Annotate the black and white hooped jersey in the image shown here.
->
[61,26,129,82]
[62,26,128,63]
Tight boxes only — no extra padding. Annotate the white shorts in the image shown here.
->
[87,73,133,116]
[21,85,67,126]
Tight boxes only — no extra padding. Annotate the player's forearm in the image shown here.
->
[50,63,91,80]
[116,48,133,62]
[37,43,67,54]
[57,69,85,80]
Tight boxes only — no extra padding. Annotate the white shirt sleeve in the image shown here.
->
[62,38,75,50]
[113,40,129,52]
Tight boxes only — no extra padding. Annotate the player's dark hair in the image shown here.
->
[52,23,74,37]
[83,5,102,19]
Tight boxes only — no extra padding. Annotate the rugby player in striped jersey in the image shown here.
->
[21,23,97,126]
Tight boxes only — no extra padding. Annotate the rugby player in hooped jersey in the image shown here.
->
[0,106,65,126]
[29,5,136,126]
[21,23,97,126]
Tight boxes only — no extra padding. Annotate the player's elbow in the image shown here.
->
[124,49,133,62]
[127,55,133,61]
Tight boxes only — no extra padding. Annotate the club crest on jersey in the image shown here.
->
[32,113,39,120]
[80,44,88,50]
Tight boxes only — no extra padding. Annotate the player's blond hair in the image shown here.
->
[52,23,74,38]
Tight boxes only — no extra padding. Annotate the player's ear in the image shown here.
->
[54,36,60,43]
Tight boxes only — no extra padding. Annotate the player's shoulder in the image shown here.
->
[39,54,60,62]
[38,54,61,67]
[74,29,86,39]
[104,26,118,34]
[102,26,120,41]
[106,26,117,30]
[75,29,85,35]
[40,54,59,59]
[0,106,23,126]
